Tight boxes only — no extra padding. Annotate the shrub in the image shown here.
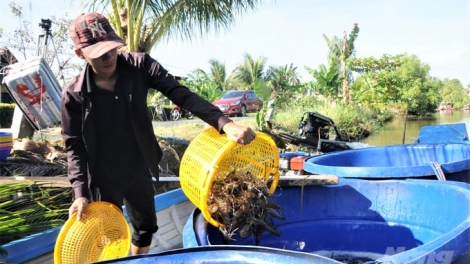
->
[0,103,15,128]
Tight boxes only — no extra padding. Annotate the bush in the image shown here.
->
[272,96,388,141]
[0,103,15,128]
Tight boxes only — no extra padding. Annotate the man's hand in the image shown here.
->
[69,196,88,221]
[222,122,256,145]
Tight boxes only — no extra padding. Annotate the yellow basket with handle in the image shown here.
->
[179,127,280,227]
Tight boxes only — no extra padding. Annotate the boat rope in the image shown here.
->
[446,124,468,140]
[430,161,446,181]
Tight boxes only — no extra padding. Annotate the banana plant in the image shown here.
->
[305,58,342,99]
[254,78,285,131]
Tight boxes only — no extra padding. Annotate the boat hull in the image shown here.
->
[0,188,193,264]
[414,123,469,145]
[183,179,470,264]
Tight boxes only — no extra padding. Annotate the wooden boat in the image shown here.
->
[0,187,194,264]
[183,178,470,264]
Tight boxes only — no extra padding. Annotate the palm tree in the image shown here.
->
[208,59,236,91]
[83,0,268,53]
[323,23,359,103]
[234,53,267,90]
[265,63,300,97]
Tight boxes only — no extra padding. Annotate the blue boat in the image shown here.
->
[183,179,470,264]
[0,187,194,264]
[3,124,469,263]
[414,123,469,145]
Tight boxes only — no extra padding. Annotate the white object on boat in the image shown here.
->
[2,56,62,130]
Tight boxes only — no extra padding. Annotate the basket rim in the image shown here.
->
[181,127,280,228]
[53,201,131,263]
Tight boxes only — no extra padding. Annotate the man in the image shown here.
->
[62,12,256,255]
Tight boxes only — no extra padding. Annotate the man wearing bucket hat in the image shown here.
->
[62,12,256,255]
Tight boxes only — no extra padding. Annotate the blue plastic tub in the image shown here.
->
[95,246,343,264]
[183,179,470,264]
[303,143,470,183]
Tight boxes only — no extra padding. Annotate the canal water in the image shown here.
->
[359,110,470,147]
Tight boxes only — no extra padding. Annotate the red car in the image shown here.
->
[212,90,263,117]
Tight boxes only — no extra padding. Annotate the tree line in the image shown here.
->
[1,1,468,117]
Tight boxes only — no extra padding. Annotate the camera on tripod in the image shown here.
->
[39,19,52,31]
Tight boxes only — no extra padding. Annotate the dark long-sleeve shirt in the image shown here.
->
[61,52,231,199]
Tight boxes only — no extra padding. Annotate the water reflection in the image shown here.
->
[360,110,470,147]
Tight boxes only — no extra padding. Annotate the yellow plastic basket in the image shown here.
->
[54,201,131,264]
[180,127,280,227]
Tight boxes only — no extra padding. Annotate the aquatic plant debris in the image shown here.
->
[207,170,285,245]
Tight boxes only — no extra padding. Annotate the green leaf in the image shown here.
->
[254,79,271,102]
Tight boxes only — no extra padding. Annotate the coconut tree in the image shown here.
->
[234,53,267,90]
[265,63,301,97]
[208,59,236,91]
[83,0,268,53]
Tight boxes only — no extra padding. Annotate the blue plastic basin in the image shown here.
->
[183,179,470,264]
[303,144,470,183]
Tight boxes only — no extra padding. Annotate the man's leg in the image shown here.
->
[124,175,158,255]
[131,245,150,255]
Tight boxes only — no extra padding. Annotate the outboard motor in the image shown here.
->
[298,112,336,142]
[278,111,350,153]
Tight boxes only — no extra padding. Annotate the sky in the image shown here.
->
[1,0,469,86]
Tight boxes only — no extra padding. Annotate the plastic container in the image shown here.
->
[290,156,307,171]
[179,127,279,227]
[279,152,309,171]
[95,246,343,264]
[183,179,470,264]
[2,56,62,130]
[303,143,470,183]
[0,131,13,161]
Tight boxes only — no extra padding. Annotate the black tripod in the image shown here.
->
[36,18,65,84]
